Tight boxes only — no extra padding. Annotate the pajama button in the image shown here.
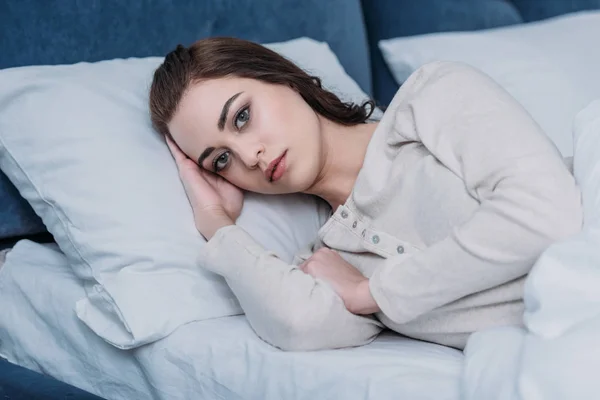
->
[341,211,348,219]
[352,221,357,228]
[372,235,380,244]
[397,245,405,254]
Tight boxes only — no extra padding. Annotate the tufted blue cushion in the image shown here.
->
[511,0,600,21]
[0,0,371,92]
[361,0,523,106]
[0,0,370,241]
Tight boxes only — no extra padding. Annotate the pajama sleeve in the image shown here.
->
[198,225,383,351]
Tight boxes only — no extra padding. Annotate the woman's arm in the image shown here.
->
[198,225,383,351]
[368,61,583,324]
[164,131,382,351]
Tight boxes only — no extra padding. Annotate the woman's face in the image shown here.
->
[168,77,324,195]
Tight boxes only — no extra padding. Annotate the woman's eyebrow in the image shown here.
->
[197,147,216,167]
[218,92,243,131]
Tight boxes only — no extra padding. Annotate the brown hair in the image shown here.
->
[149,37,375,136]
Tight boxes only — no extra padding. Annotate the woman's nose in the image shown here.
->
[239,142,264,169]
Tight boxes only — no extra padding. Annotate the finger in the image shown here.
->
[165,136,186,163]
[200,169,229,192]
[165,135,188,165]
[164,134,176,153]
[198,168,219,186]
[298,260,308,273]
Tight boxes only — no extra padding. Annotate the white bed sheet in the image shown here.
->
[0,240,464,400]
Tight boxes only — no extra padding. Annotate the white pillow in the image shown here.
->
[0,37,371,349]
[379,11,600,157]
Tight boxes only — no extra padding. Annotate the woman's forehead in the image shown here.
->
[189,76,256,98]
[167,80,246,157]
[176,79,250,123]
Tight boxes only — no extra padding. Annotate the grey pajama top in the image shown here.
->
[199,61,583,351]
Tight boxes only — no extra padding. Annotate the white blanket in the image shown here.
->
[462,99,600,400]
[0,241,463,400]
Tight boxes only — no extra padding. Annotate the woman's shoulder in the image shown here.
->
[387,61,488,107]
[367,61,483,124]
[403,60,485,85]
[364,61,493,153]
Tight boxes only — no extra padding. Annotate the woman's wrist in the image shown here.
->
[349,279,381,315]
[199,215,234,241]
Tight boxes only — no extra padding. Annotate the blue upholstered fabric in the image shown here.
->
[0,0,371,92]
[0,173,45,238]
[0,358,105,399]
[511,0,600,21]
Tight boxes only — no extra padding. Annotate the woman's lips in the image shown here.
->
[267,151,287,182]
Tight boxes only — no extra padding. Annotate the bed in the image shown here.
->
[1,1,600,399]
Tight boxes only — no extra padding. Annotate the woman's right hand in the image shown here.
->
[166,135,244,240]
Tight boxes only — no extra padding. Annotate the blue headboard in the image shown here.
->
[1,0,371,93]
[1,0,600,247]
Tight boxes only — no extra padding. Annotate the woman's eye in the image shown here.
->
[213,151,230,172]
[234,106,250,130]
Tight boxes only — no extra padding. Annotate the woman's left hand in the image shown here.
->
[300,248,381,315]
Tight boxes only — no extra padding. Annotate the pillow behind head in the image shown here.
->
[0,37,371,349]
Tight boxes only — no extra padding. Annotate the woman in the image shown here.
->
[149,37,582,351]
